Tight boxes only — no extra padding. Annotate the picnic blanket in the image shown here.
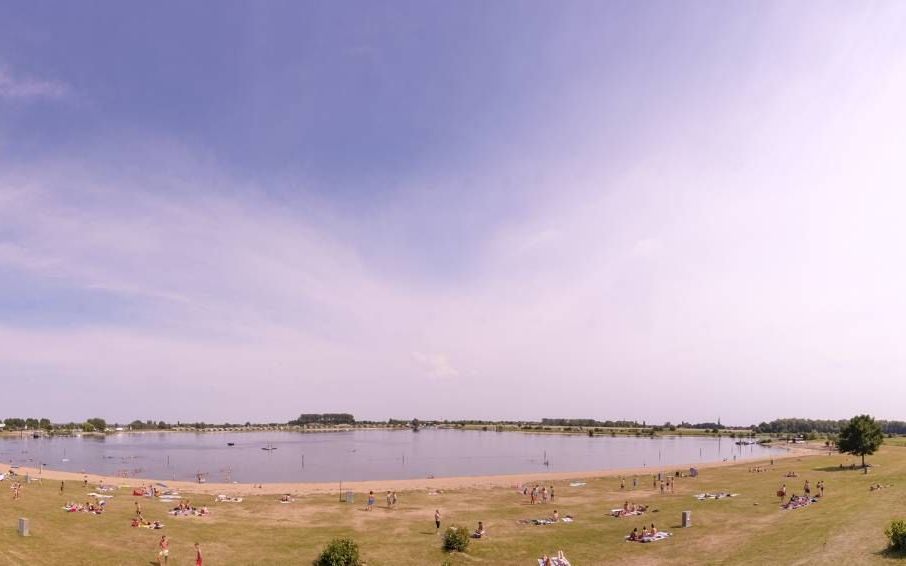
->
[611,508,644,518]
[626,532,672,543]
[568,482,586,487]
[782,496,817,510]
[216,494,243,503]
[520,515,574,526]
[538,550,570,566]
[538,553,571,566]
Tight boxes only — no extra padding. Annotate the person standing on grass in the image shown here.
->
[620,477,625,490]
[435,509,441,532]
[158,535,169,565]
[549,485,555,501]
[194,543,203,566]
[804,480,811,498]
[60,481,64,495]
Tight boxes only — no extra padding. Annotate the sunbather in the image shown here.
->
[472,521,486,538]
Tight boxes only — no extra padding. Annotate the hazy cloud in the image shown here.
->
[0,65,69,100]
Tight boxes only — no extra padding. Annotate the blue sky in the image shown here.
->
[2,2,906,423]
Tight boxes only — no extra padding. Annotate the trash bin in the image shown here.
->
[18,517,29,536]
[682,510,692,528]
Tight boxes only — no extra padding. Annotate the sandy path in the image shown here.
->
[7,445,816,496]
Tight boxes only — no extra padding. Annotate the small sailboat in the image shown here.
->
[227,442,235,446]
[543,450,550,467]
[262,443,277,451]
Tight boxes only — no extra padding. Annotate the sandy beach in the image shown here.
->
[7,444,815,497]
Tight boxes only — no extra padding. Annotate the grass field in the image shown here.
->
[2,446,906,565]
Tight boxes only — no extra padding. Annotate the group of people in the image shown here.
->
[63,500,105,514]
[155,536,203,566]
[613,500,647,517]
[169,500,209,517]
[777,478,825,508]
[523,484,555,504]
[364,489,401,510]
[626,523,659,541]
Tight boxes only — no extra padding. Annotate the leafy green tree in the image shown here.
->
[86,418,107,431]
[838,414,884,468]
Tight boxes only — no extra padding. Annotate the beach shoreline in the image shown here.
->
[7,444,818,497]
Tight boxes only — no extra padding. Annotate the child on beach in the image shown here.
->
[367,491,375,511]
[435,509,441,532]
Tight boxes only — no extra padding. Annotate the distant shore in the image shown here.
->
[7,444,818,497]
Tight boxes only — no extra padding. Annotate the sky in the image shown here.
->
[2,1,906,425]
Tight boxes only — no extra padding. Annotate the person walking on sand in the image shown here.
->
[549,485,555,501]
[194,542,203,566]
[158,535,169,565]
[391,491,398,507]
[435,509,441,532]
[620,477,625,490]
[367,491,375,511]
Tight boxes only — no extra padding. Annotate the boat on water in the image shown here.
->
[262,443,277,451]
[227,442,235,446]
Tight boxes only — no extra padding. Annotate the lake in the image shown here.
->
[0,429,787,483]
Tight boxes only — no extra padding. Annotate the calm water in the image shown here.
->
[0,429,786,483]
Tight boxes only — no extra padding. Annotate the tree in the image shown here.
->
[837,414,884,468]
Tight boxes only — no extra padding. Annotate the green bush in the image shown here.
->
[886,520,906,551]
[443,525,471,552]
[314,537,361,566]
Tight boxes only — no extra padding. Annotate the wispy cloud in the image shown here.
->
[411,352,459,380]
[0,65,69,100]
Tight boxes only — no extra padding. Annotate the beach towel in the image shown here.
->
[568,482,586,487]
[782,496,817,510]
[626,532,672,543]
[695,492,738,500]
[611,509,644,518]
[538,555,571,566]
[216,495,243,503]
[87,493,113,499]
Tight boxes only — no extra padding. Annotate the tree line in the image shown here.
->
[755,418,906,435]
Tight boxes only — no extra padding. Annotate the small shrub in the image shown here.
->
[443,525,471,552]
[886,519,906,551]
[314,537,360,566]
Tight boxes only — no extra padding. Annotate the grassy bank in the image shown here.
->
[2,446,905,565]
